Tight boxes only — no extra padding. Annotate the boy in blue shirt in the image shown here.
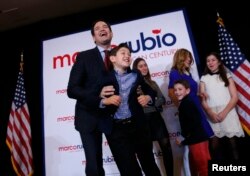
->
[101,43,161,176]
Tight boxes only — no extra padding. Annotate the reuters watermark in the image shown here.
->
[209,160,248,176]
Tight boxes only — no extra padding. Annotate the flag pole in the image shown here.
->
[217,12,220,17]
[216,12,224,27]
[20,51,24,72]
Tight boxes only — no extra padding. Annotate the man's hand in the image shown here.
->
[137,95,151,107]
[175,138,182,146]
[102,95,121,106]
[100,85,115,98]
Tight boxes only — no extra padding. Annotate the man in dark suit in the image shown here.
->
[67,20,114,176]
[100,43,161,176]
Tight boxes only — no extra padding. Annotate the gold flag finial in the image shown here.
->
[20,52,24,72]
[216,12,225,27]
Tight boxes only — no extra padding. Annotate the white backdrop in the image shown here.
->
[43,9,200,176]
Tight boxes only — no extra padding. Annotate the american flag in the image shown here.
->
[6,70,33,175]
[217,16,250,135]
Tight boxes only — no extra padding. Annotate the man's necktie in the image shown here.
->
[104,50,110,71]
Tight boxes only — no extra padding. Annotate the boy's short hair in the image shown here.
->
[174,79,190,89]
[109,43,131,56]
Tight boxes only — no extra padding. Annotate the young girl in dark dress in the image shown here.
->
[133,57,173,176]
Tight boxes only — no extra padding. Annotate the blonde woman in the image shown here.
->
[168,48,213,176]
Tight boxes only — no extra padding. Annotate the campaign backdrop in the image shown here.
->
[43,9,200,176]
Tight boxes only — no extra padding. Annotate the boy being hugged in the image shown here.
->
[100,43,161,176]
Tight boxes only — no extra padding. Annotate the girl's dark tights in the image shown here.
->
[158,137,174,176]
[209,136,240,161]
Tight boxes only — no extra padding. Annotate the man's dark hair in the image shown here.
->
[90,19,112,36]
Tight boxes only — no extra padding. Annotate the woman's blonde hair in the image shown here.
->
[171,48,194,74]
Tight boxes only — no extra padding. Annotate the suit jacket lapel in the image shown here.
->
[93,47,106,71]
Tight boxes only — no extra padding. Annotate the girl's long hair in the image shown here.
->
[203,52,229,87]
[132,57,158,90]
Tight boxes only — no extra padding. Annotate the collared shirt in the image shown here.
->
[97,45,110,61]
[114,69,137,119]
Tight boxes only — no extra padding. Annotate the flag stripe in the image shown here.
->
[236,103,250,137]
[237,99,250,117]
[234,69,250,88]
[6,71,33,176]
[12,131,28,175]
[238,113,250,130]
[234,84,250,104]
[14,108,32,165]
[240,61,250,73]
[13,109,30,175]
